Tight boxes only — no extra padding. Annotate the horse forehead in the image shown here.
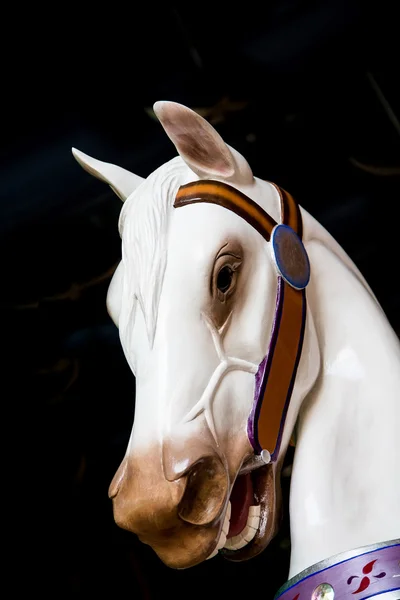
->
[170,198,258,248]
[170,177,281,237]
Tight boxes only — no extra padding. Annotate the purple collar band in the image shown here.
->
[274,539,400,599]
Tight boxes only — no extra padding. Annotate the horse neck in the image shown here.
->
[287,226,400,578]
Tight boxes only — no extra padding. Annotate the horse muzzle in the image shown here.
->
[108,432,282,568]
[108,446,230,568]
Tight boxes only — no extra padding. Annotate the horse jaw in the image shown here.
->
[153,100,254,185]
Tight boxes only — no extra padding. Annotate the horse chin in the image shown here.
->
[221,462,282,562]
[145,527,223,570]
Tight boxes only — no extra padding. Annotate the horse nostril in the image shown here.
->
[108,459,127,499]
[178,455,228,526]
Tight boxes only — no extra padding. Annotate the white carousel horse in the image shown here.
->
[73,101,400,599]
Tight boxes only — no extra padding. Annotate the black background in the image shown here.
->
[2,2,399,598]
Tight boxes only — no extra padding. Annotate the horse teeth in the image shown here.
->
[222,501,231,535]
[223,505,261,551]
[207,502,260,558]
[248,504,261,517]
[217,531,227,550]
[226,533,248,549]
[248,515,260,529]
[242,524,257,543]
[206,502,231,559]
[224,537,235,550]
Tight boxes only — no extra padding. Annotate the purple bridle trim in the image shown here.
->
[247,277,284,454]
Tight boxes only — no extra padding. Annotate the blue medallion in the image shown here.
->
[271,224,310,290]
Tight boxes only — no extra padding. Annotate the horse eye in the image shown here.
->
[217,266,233,293]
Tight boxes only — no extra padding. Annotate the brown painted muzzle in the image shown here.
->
[108,447,230,568]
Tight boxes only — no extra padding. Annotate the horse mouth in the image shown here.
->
[207,459,280,561]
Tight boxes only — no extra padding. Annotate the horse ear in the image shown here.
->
[153,101,254,184]
[72,148,144,201]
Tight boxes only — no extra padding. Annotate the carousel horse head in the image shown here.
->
[73,99,400,594]
[72,101,343,569]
